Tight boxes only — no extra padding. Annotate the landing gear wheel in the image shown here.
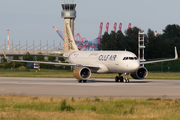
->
[126,79,129,83]
[83,80,87,83]
[115,76,119,82]
[123,79,127,83]
[120,76,123,82]
[78,80,82,83]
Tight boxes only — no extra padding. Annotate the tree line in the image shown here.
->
[98,24,180,59]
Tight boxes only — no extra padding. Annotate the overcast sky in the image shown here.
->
[0,0,180,46]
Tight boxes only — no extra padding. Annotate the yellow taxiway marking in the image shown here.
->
[1,89,4,91]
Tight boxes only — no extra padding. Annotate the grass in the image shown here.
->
[0,69,73,78]
[0,95,180,120]
[0,69,180,79]
[146,72,180,79]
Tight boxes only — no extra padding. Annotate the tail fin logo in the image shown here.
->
[64,22,79,53]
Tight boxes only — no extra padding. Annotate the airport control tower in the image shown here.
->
[61,1,76,52]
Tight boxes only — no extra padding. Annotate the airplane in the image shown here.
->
[3,22,178,83]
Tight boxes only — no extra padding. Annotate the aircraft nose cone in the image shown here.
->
[132,61,140,71]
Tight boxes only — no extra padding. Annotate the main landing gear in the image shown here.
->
[115,73,129,83]
[78,80,87,83]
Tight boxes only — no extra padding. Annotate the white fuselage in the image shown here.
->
[67,51,140,74]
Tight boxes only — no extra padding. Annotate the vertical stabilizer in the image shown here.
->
[64,22,79,53]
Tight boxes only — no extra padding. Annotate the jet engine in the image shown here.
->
[130,66,148,79]
[73,67,91,80]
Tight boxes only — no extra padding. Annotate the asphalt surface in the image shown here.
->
[0,77,180,98]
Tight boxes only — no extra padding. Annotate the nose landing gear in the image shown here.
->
[124,73,129,83]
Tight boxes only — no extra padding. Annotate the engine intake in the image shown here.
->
[130,66,148,79]
[73,67,91,80]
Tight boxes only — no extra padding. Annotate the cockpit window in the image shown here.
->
[129,57,134,60]
[134,57,138,60]
[123,57,138,60]
[123,57,128,60]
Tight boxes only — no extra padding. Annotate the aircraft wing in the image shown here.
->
[10,60,100,68]
[10,60,76,66]
[2,48,99,68]
[140,47,178,65]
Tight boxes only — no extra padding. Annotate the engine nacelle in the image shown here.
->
[130,66,148,79]
[73,67,91,80]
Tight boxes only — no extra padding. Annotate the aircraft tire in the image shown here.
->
[120,76,123,82]
[78,80,82,83]
[127,79,129,83]
[115,76,119,82]
[83,80,87,83]
[123,79,127,83]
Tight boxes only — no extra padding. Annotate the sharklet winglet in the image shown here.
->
[175,46,178,59]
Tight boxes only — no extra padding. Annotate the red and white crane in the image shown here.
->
[128,23,131,29]
[155,31,158,36]
[113,23,117,33]
[105,22,109,33]
[98,22,103,45]
[119,23,122,31]
[7,29,9,50]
